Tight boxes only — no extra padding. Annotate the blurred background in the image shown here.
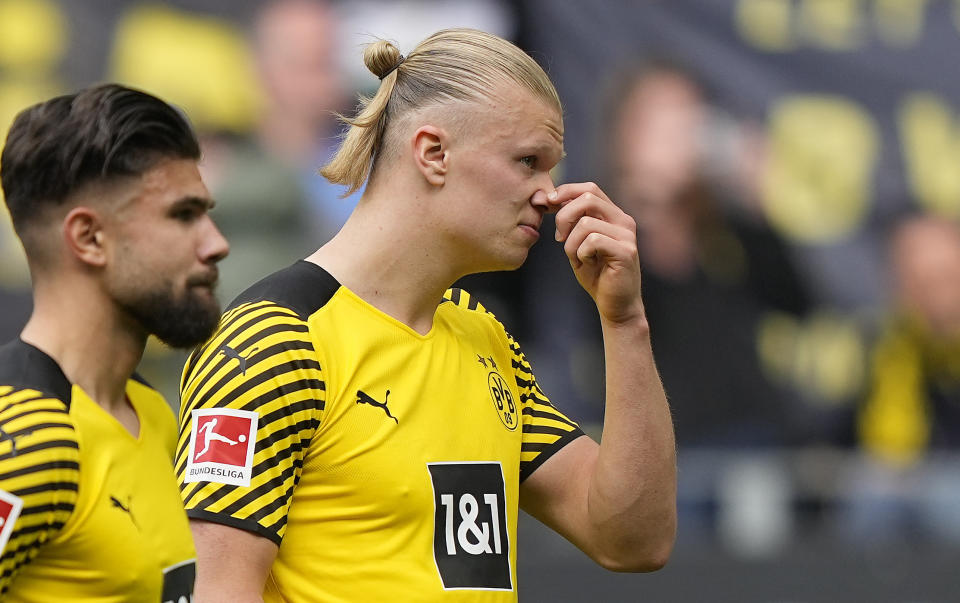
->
[1,0,959,600]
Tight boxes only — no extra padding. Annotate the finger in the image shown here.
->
[574,231,638,268]
[547,182,613,208]
[555,193,635,242]
[563,216,637,266]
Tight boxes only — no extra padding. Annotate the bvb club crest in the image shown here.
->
[487,371,518,431]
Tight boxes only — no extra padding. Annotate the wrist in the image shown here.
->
[599,310,651,335]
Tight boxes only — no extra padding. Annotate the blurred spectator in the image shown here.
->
[841,213,960,545]
[859,213,960,464]
[200,0,360,301]
[603,60,812,447]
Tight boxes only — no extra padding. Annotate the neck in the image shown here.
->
[21,274,146,411]
[307,184,465,335]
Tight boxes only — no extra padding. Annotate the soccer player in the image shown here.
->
[0,84,229,600]
[177,29,677,601]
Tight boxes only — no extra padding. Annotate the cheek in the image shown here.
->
[115,230,188,276]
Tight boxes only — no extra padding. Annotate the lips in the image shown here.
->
[520,217,542,231]
[518,222,541,239]
[187,270,219,288]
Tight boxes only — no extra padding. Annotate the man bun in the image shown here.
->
[364,40,403,80]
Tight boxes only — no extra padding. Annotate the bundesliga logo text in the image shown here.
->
[185,408,259,487]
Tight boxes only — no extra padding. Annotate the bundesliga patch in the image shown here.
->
[0,489,23,553]
[185,408,258,487]
[428,462,512,591]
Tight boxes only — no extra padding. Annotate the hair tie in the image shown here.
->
[379,56,405,81]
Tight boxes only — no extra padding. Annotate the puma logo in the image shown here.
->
[356,390,398,424]
[0,424,35,457]
[110,495,138,529]
[219,345,259,375]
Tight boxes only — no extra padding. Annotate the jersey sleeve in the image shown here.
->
[0,386,79,594]
[509,335,585,482]
[442,288,586,482]
[175,300,325,545]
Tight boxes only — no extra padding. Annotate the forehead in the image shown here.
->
[120,158,208,212]
[466,85,564,148]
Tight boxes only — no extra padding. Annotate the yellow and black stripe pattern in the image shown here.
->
[507,332,584,481]
[0,386,78,594]
[176,300,326,544]
[441,288,584,482]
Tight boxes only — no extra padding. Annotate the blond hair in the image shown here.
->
[321,28,561,195]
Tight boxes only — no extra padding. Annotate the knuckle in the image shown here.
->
[581,215,600,229]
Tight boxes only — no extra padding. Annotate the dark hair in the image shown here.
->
[0,83,200,234]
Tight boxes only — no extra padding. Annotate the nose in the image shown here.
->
[530,173,555,212]
[199,216,230,264]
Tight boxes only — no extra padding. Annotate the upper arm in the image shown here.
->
[498,330,595,539]
[175,301,324,546]
[0,388,78,594]
[189,519,278,602]
[519,435,597,550]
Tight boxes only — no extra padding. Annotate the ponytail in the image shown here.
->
[320,40,404,195]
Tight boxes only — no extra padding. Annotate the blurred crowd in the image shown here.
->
[2,0,960,553]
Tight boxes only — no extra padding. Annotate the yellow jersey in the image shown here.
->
[0,339,196,602]
[176,261,584,602]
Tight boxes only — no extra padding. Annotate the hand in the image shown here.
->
[547,182,645,324]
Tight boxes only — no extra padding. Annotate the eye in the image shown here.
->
[171,207,202,223]
[520,155,537,169]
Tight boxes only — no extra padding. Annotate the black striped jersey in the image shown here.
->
[176,261,584,602]
[0,339,196,602]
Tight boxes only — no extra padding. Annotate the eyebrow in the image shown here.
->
[169,196,216,212]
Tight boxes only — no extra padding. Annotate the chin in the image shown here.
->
[492,252,530,273]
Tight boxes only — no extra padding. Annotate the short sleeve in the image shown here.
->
[175,301,325,545]
[0,387,79,594]
[510,335,585,482]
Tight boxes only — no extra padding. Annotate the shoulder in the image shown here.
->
[0,343,80,515]
[440,288,506,332]
[226,260,342,320]
[0,339,73,408]
[0,339,78,457]
[0,348,79,591]
[181,262,340,388]
[441,288,524,352]
[441,288,490,315]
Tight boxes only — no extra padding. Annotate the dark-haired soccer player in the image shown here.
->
[0,83,229,600]
[178,28,676,602]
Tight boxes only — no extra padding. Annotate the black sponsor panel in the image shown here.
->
[162,560,195,603]
[428,462,511,590]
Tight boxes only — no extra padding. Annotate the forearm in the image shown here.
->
[587,314,676,569]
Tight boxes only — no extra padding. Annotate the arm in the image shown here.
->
[0,392,79,590]
[520,182,676,572]
[190,520,278,603]
[175,301,325,597]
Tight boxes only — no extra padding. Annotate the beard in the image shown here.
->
[119,276,222,349]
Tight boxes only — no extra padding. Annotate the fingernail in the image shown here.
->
[548,190,558,201]
[555,229,561,241]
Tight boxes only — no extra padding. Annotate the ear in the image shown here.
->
[412,125,448,186]
[62,207,107,268]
